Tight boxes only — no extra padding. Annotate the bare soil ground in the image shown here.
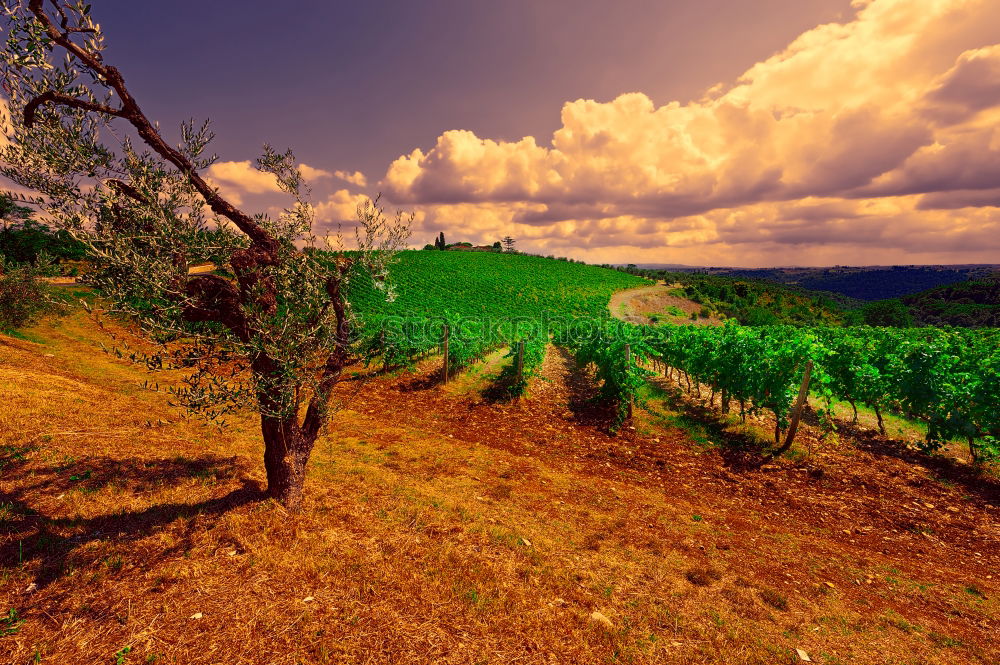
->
[1,312,998,664]
[609,283,724,326]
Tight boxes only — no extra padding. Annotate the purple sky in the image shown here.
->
[96,1,849,179]
[26,1,1000,265]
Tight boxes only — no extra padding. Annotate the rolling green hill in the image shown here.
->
[4,249,999,665]
[349,250,649,321]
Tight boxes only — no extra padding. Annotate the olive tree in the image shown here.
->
[0,0,410,508]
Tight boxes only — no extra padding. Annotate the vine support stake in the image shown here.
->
[442,324,450,385]
[625,343,633,419]
[782,360,813,451]
[516,340,524,385]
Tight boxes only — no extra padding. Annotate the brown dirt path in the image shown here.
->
[609,282,724,326]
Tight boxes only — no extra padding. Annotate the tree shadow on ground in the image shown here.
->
[394,355,496,394]
[396,364,445,392]
[824,417,1000,508]
[552,346,620,433]
[480,359,523,405]
[480,377,518,404]
[0,452,263,589]
[642,376,775,470]
[640,377,1000,506]
[341,354,436,383]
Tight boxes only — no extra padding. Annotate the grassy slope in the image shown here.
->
[350,251,649,320]
[608,284,725,326]
[646,273,848,326]
[2,307,999,664]
[350,252,846,333]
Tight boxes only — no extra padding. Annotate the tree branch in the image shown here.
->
[182,275,250,342]
[23,90,124,127]
[47,0,69,30]
[105,179,150,206]
[27,0,277,252]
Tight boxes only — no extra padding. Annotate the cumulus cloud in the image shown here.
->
[206,161,281,194]
[380,0,1000,265]
[333,170,368,187]
[300,163,333,181]
[409,194,996,259]
[314,189,372,227]
[205,160,281,205]
[205,160,338,206]
[858,127,1000,197]
[924,45,1000,123]
[917,187,1000,210]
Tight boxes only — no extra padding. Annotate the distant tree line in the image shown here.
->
[423,231,510,252]
[0,194,87,272]
[0,195,74,330]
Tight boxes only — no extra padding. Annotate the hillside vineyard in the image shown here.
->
[347,252,999,460]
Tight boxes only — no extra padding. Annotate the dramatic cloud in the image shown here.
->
[924,44,1000,123]
[918,188,1000,210]
[380,0,1000,265]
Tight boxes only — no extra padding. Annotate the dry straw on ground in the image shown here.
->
[1,310,998,664]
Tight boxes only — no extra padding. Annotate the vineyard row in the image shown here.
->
[362,314,999,461]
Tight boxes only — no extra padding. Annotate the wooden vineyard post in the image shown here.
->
[781,360,813,451]
[625,343,633,419]
[442,325,450,385]
[516,341,525,385]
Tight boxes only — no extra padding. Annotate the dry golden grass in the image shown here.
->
[1,311,998,664]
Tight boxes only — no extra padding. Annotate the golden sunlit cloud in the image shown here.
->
[333,170,367,188]
[300,163,333,181]
[313,189,427,241]
[205,161,335,206]
[205,160,281,205]
[381,0,1000,265]
[314,189,371,226]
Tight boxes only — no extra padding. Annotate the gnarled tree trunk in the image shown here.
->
[261,415,316,509]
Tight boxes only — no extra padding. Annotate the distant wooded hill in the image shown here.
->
[656,265,999,301]
[857,275,1000,328]
[621,263,1000,328]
